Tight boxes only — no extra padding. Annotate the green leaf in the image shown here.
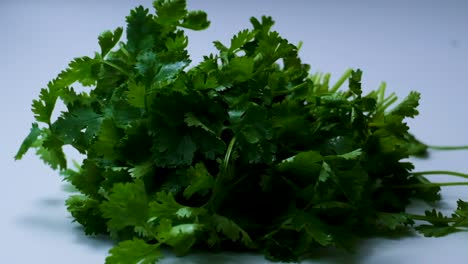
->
[66,195,108,235]
[153,0,187,25]
[100,180,149,231]
[213,41,228,52]
[416,225,458,237]
[183,162,215,198]
[229,29,255,52]
[152,133,197,168]
[151,60,189,90]
[155,218,200,256]
[348,69,362,96]
[390,91,421,118]
[126,6,157,53]
[126,80,146,108]
[32,85,60,125]
[106,239,161,264]
[318,161,333,182]
[99,27,124,57]
[226,56,254,82]
[336,148,362,160]
[376,212,414,230]
[180,11,210,30]
[211,214,254,247]
[39,133,67,170]
[335,165,369,202]
[57,56,99,87]
[129,160,154,179]
[184,112,216,135]
[149,191,205,220]
[455,199,468,218]
[15,123,41,160]
[52,104,103,147]
[278,150,323,177]
[66,159,104,197]
[91,119,122,160]
[282,212,334,247]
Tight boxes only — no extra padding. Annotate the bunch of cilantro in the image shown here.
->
[15,0,468,263]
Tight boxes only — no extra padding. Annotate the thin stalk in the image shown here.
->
[412,170,468,180]
[313,72,322,86]
[322,73,331,90]
[330,68,352,93]
[119,42,130,58]
[391,182,468,188]
[380,94,398,111]
[428,145,468,151]
[222,136,237,175]
[101,60,129,76]
[209,136,237,212]
[377,81,387,103]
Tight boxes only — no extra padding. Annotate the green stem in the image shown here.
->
[209,136,237,212]
[392,182,468,188]
[381,94,398,111]
[272,82,308,97]
[222,136,237,175]
[322,73,331,89]
[313,72,322,86]
[377,81,387,103]
[330,68,352,93]
[101,60,129,76]
[428,145,468,151]
[119,42,130,58]
[412,170,468,180]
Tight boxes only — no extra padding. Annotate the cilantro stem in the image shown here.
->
[209,136,237,212]
[377,82,386,103]
[412,170,468,180]
[428,145,468,151]
[101,60,129,76]
[381,94,398,111]
[392,182,468,188]
[119,42,130,58]
[274,82,309,96]
[330,68,352,93]
[323,73,331,89]
[222,136,236,174]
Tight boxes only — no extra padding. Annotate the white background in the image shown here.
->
[1,0,468,263]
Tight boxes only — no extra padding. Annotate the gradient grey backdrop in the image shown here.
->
[1,0,468,263]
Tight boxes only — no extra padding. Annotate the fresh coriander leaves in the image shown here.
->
[15,0,468,263]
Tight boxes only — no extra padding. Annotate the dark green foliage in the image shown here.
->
[16,0,468,263]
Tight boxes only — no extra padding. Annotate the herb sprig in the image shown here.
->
[15,0,468,263]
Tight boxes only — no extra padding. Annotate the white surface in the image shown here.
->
[1,0,468,263]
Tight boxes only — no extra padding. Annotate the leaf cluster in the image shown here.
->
[16,0,459,263]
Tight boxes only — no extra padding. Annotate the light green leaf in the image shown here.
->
[337,148,362,160]
[211,214,254,247]
[126,80,146,108]
[149,191,206,220]
[98,27,124,57]
[153,0,187,25]
[183,162,215,199]
[15,123,41,160]
[100,180,149,231]
[180,10,210,30]
[106,239,161,264]
[129,160,154,179]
